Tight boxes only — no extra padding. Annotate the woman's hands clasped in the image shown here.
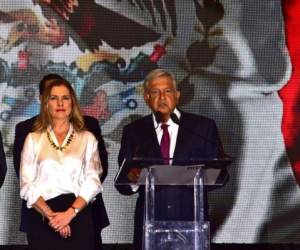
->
[48,208,75,238]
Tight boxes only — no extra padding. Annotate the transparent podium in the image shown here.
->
[115,158,230,250]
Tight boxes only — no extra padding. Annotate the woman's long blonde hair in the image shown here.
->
[32,78,85,132]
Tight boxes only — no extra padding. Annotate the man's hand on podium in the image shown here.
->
[128,168,141,183]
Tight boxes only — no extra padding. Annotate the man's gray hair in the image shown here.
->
[143,68,177,92]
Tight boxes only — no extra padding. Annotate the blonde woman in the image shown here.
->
[20,78,102,250]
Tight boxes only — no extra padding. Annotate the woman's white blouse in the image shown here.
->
[20,125,103,208]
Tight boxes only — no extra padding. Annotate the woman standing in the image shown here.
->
[20,77,102,250]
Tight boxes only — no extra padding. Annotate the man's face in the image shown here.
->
[144,76,180,119]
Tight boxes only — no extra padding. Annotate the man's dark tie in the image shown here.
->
[160,124,170,165]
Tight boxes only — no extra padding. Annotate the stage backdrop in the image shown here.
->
[0,0,300,245]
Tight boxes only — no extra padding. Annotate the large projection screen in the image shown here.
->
[1,0,300,245]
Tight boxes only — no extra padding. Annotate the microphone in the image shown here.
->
[154,111,168,129]
[132,111,161,159]
[169,112,231,187]
[133,111,169,162]
[155,111,179,126]
[154,111,163,125]
[169,112,230,159]
[170,112,180,125]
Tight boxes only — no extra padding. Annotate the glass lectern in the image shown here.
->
[115,158,230,250]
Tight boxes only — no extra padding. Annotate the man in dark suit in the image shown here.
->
[0,132,7,188]
[13,74,109,250]
[116,69,225,250]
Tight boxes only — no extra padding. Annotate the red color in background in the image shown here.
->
[279,0,300,183]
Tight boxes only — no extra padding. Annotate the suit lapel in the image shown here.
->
[142,115,162,159]
[173,112,190,163]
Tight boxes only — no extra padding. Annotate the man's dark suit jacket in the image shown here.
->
[13,115,109,233]
[116,111,225,250]
[0,132,7,188]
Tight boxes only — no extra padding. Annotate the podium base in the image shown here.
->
[144,220,210,250]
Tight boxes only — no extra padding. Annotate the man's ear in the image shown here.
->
[175,90,181,102]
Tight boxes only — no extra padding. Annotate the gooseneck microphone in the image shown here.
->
[154,111,179,127]
[170,112,180,125]
[154,111,163,124]
[169,112,229,159]
[153,110,230,159]
[154,111,163,129]
[133,111,163,158]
